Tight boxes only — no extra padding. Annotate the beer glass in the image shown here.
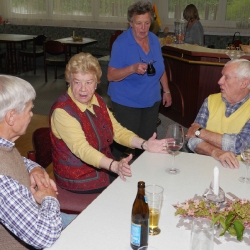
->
[145,185,164,236]
[189,218,214,250]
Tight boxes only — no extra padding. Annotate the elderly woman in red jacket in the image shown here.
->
[50,52,168,194]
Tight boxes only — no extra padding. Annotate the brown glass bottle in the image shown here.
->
[130,181,149,250]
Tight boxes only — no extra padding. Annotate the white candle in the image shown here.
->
[213,166,219,196]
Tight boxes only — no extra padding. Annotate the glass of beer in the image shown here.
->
[145,185,164,236]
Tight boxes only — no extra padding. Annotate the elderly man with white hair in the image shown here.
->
[0,75,75,250]
[186,59,250,169]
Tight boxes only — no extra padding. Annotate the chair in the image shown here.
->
[0,50,7,73]
[18,34,47,74]
[27,127,99,214]
[98,30,123,67]
[43,40,68,83]
[109,30,123,54]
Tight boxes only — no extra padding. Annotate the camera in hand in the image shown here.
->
[147,62,156,76]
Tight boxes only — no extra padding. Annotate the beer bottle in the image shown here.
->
[130,181,149,249]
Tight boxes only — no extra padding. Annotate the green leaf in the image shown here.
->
[233,220,245,241]
[219,217,227,236]
[227,225,237,236]
[212,214,221,225]
[219,217,226,229]
[225,212,235,227]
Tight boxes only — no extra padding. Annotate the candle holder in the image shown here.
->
[203,181,225,203]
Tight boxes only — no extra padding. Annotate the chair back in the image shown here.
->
[109,30,123,54]
[44,40,67,55]
[18,34,47,74]
[34,34,47,47]
[43,40,67,82]
[0,51,7,73]
[32,127,52,168]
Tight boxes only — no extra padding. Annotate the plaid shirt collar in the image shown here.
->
[0,137,15,148]
[222,92,250,117]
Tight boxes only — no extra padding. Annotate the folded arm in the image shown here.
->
[186,98,241,168]
[192,140,239,169]
[0,176,62,248]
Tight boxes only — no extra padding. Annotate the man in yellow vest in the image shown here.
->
[186,59,250,169]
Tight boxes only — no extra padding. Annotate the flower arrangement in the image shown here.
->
[174,198,250,241]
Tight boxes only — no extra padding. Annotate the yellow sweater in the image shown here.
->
[206,93,250,157]
[51,88,136,168]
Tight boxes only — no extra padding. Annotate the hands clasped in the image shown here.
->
[30,167,58,204]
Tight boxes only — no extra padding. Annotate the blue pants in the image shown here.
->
[61,212,77,229]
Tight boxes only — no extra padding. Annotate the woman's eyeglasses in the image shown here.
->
[140,57,156,76]
[137,44,156,76]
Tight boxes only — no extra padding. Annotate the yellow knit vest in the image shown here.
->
[206,93,250,158]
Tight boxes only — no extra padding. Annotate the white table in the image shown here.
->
[0,34,36,73]
[46,152,250,250]
[55,37,97,56]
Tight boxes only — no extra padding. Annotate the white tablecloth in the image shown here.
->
[46,152,250,250]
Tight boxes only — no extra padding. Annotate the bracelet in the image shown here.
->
[109,160,115,172]
[141,140,147,150]
[163,90,170,94]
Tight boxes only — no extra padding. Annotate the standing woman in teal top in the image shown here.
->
[183,4,204,46]
[107,1,172,159]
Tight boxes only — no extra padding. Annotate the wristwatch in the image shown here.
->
[195,127,203,138]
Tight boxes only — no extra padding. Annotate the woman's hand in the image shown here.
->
[133,63,148,75]
[112,154,133,181]
[145,132,169,153]
[162,93,172,107]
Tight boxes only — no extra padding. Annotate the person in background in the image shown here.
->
[183,4,204,46]
[107,1,172,160]
[0,75,64,249]
[186,59,250,169]
[50,52,168,194]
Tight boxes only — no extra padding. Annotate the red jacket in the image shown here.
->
[50,92,114,192]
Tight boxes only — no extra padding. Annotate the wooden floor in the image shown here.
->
[15,114,54,179]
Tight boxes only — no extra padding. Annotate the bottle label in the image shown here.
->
[144,196,148,203]
[130,222,141,246]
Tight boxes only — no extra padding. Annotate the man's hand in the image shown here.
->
[30,174,57,204]
[30,167,58,194]
[211,148,239,169]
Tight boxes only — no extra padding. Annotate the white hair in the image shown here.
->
[0,75,36,122]
[225,59,250,89]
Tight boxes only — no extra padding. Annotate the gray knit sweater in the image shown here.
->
[0,146,32,250]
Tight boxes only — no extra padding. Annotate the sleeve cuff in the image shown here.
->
[222,133,236,152]
[187,138,204,152]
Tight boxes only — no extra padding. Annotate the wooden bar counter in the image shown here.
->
[160,44,250,127]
